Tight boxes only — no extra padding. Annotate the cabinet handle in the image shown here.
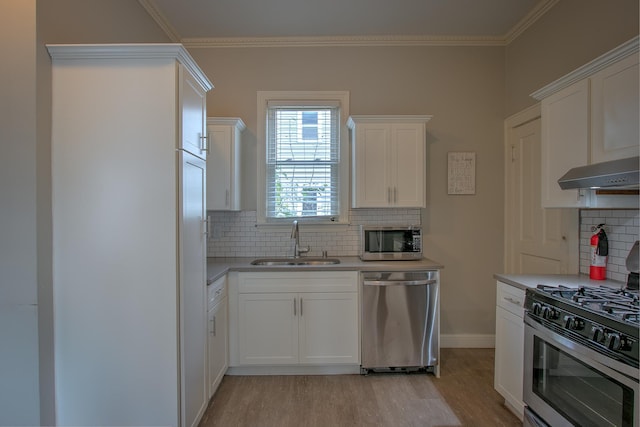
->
[200,134,209,152]
[300,297,303,316]
[387,188,391,203]
[503,296,522,306]
[393,187,397,203]
[213,315,216,336]
[203,218,210,237]
[293,298,296,316]
[225,189,230,207]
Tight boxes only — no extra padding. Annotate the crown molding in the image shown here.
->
[137,0,181,42]
[140,0,558,49]
[46,43,213,91]
[504,0,559,44]
[531,36,639,100]
[182,35,507,48]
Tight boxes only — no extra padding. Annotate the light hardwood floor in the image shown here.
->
[199,348,522,427]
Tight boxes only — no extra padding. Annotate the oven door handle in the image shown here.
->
[363,279,437,286]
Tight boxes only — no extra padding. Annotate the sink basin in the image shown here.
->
[250,257,341,266]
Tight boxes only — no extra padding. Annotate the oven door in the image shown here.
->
[524,315,638,427]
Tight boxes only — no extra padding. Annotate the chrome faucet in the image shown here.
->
[290,220,310,258]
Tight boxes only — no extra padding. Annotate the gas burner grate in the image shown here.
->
[535,284,640,326]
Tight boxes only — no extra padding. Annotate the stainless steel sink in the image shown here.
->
[250,257,341,266]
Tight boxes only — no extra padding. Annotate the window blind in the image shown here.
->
[266,105,340,219]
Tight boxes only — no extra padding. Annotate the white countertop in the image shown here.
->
[494,273,626,291]
[208,256,444,284]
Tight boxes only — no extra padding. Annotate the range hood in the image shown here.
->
[558,156,640,190]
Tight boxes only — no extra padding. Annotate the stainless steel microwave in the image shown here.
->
[360,226,423,261]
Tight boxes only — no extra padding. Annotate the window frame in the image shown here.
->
[257,91,350,227]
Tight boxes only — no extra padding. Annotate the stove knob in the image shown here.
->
[605,333,622,350]
[532,302,542,316]
[563,316,584,330]
[590,326,604,342]
[543,307,557,320]
[564,315,575,329]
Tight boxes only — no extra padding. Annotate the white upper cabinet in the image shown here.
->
[206,118,246,210]
[590,53,640,163]
[532,37,639,208]
[540,80,590,208]
[181,68,208,160]
[348,115,432,208]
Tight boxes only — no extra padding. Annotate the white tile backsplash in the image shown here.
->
[209,207,639,281]
[207,209,421,258]
[579,209,639,282]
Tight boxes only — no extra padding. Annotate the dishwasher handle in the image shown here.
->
[363,278,437,286]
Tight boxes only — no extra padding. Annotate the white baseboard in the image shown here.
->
[226,364,361,376]
[441,334,495,348]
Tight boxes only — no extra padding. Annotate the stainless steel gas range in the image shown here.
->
[523,284,639,427]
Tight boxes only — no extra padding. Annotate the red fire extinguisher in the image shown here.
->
[590,224,608,280]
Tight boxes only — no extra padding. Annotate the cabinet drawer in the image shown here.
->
[238,271,358,293]
[208,276,227,310]
[496,281,525,317]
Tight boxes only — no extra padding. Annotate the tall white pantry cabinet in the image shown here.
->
[48,44,212,427]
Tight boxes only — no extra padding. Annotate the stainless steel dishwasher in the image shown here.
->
[361,270,439,374]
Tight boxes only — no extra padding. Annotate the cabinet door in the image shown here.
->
[391,124,425,208]
[206,125,232,210]
[494,305,525,419]
[180,65,207,159]
[208,297,228,398]
[179,152,208,427]
[540,79,589,208]
[298,292,359,365]
[353,123,391,207]
[238,293,298,365]
[591,53,640,163]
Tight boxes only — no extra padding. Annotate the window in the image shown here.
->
[257,91,349,226]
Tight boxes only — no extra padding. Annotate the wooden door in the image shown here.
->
[505,108,578,274]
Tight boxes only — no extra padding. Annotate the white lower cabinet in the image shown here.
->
[207,276,228,398]
[298,292,359,364]
[494,281,525,420]
[238,292,299,364]
[231,271,359,368]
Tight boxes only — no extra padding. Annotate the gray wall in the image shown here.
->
[193,45,507,339]
[1,2,40,424]
[193,0,639,341]
[505,0,639,116]
[0,0,169,424]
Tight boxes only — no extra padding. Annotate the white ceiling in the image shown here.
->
[140,0,556,46]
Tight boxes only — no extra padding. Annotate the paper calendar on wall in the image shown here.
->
[447,152,476,195]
